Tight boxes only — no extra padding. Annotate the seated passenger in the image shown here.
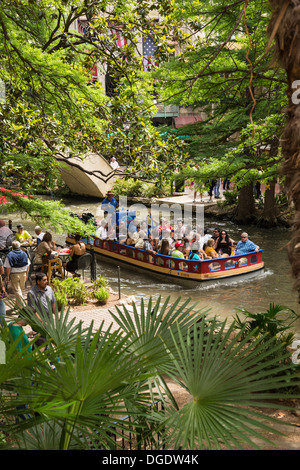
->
[212,228,220,242]
[135,230,147,249]
[171,241,185,259]
[188,249,202,261]
[121,232,136,246]
[235,233,259,255]
[151,228,160,251]
[107,221,117,240]
[196,227,211,249]
[174,219,186,240]
[95,219,108,239]
[158,239,171,256]
[158,228,174,250]
[143,233,156,255]
[140,221,148,235]
[128,218,139,235]
[118,224,127,243]
[158,218,173,235]
[204,239,219,259]
[189,235,209,260]
[215,230,235,257]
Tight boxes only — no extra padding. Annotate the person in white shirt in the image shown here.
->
[96,219,108,239]
[110,157,120,170]
[34,226,45,245]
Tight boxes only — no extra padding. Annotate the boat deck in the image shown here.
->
[66,236,264,285]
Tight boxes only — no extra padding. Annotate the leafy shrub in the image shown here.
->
[93,286,109,305]
[112,177,169,198]
[52,276,110,306]
[91,276,108,290]
[53,289,68,310]
[275,191,288,206]
[222,190,238,206]
[52,277,89,306]
[233,304,299,384]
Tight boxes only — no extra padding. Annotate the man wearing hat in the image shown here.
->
[110,157,120,170]
[101,191,119,214]
[171,241,185,259]
[0,220,13,250]
[15,224,32,244]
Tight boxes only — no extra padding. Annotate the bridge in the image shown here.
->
[59,153,118,198]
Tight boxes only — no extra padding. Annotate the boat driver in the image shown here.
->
[234,232,260,255]
[101,190,119,214]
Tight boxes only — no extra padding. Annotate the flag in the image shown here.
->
[142,34,157,70]
[110,28,127,49]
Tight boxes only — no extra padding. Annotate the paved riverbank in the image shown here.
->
[5,285,135,335]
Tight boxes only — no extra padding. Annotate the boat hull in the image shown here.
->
[66,236,265,287]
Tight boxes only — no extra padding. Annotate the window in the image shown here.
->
[224,260,235,269]
[208,262,221,272]
[237,257,248,267]
[250,254,258,264]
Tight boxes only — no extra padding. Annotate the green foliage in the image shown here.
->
[90,276,110,305]
[112,177,170,198]
[233,304,300,384]
[0,192,96,236]
[233,303,299,345]
[93,286,109,305]
[153,0,287,192]
[0,0,189,205]
[219,190,238,207]
[0,296,299,450]
[52,277,89,306]
[91,276,108,290]
[52,275,110,307]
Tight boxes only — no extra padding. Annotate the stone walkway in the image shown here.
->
[5,281,135,335]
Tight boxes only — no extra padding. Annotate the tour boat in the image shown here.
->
[66,235,264,287]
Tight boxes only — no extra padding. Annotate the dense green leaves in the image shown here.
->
[0,296,299,450]
[154,0,287,190]
[0,0,188,222]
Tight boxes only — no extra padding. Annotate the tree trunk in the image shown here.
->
[234,183,256,224]
[268,1,300,298]
[264,179,277,220]
[256,179,279,227]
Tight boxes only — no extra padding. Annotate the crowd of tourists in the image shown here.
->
[0,220,88,328]
[95,197,260,262]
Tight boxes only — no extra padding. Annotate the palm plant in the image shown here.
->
[233,303,299,343]
[109,296,212,406]
[0,296,299,450]
[152,318,300,450]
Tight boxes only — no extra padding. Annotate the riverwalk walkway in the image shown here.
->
[155,181,282,208]
[5,285,134,335]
